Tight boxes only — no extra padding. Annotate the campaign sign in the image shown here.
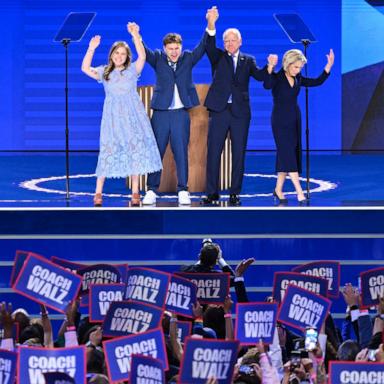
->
[277,285,331,332]
[77,264,122,296]
[12,253,82,313]
[124,267,171,308]
[165,274,197,318]
[179,273,230,304]
[272,271,328,303]
[103,327,168,384]
[360,267,384,308]
[103,300,163,337]
[0,349,17,384]
[130,355,166,384]
[10,250,42,286]
[18,346,86,384]
[328,361,384,384]
[178,338,239,384]
[89,283,125,322]
[50,256,84,273]
[43,371,75,384]
[176,321,192,344]
[235,302,278,345]
[292,261,340,298]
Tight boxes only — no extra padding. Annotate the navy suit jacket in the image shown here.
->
[204,33,267,118]
[144,33,207,110]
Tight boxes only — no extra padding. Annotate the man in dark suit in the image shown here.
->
[142,30,207,205]
[202,7,268,206]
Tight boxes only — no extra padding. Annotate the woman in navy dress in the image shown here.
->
[264,49,334,204]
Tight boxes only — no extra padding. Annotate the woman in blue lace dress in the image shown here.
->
[81,23,162,206]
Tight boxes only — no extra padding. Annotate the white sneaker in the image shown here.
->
[178,190,191,205]
[142,190,157,205]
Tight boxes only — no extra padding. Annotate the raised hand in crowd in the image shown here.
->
[40,304,53,348]
[235,257,255,278]
[0,301,14,339]
[341,283,360,307]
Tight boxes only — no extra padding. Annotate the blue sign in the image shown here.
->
[176,321,192,344]
[292,260,340,298]
[165,274,197,318]
[277,285,331,332]
[89,283,125,322]
[360,267,384,308]
[50,256,83,273]
[103,300,163,338]
[179,338,239,384]
[329,361,384,384]
[124,267,171,308]
[0,349,17,384]
[130,355,165,384]
[272,271,329,303]
[10,250,40,286]
[179,273,230,304]
[77,264,122,296]
[103,328,168,383]
[12,253,82,313]
[18,346,86,384]
[235,302,278,345]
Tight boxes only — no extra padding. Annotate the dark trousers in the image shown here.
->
[205,105,250,195]
[147,109,190,192]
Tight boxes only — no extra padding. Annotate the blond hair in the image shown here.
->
[282,49,307,71]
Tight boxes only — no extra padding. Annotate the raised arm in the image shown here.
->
[205,6,221,65]
[301,49,334,87]
[263,54,279,90]
[81,35,101,80]
[127,22,146,74]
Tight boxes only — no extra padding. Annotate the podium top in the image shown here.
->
[54,12,96,43]
[274,13,317,44]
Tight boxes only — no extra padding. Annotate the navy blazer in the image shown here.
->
[204,33,266,118]
[144,33,207,110]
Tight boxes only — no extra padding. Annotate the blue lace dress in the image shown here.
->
[95,63,162,178]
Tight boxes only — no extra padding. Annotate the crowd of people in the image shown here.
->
[1,241,384,383]
[81,6,334,207]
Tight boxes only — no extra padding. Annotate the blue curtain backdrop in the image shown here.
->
[0,0,341,151]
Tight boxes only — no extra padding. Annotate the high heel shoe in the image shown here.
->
[93,193,103,207]
[273,189,288,204]
[131,193,141,206]
[298,197,309,206]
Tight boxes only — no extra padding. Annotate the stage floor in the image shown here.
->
[1,151,383,208]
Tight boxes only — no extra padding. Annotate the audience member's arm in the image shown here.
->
[258,340,280,384]
[0,302,15,351]
[40,304,53,348]
[223,296,234,340]
[169,313,183,362]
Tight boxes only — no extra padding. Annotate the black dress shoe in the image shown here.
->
[273,189,288,204]
[201,193,220,205]
[298,198,309,206]
[229,194,241,206]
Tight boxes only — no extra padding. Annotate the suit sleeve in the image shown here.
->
[300,70,330,87]
[190,32,208,66]
[143,42,156,68]
[249,58,268,81]
[205,33,222,66]
[263,71,278,90]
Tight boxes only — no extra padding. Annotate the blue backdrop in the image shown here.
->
[0,0,341,151]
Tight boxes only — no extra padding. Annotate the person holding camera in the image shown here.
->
[180,239,254,302]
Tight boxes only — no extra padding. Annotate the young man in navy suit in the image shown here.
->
[142,28,207,205]
[202,7,269,206]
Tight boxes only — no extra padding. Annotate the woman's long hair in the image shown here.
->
[103,41,131,81]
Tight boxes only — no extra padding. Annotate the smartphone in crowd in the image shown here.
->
[304,327,318,351]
